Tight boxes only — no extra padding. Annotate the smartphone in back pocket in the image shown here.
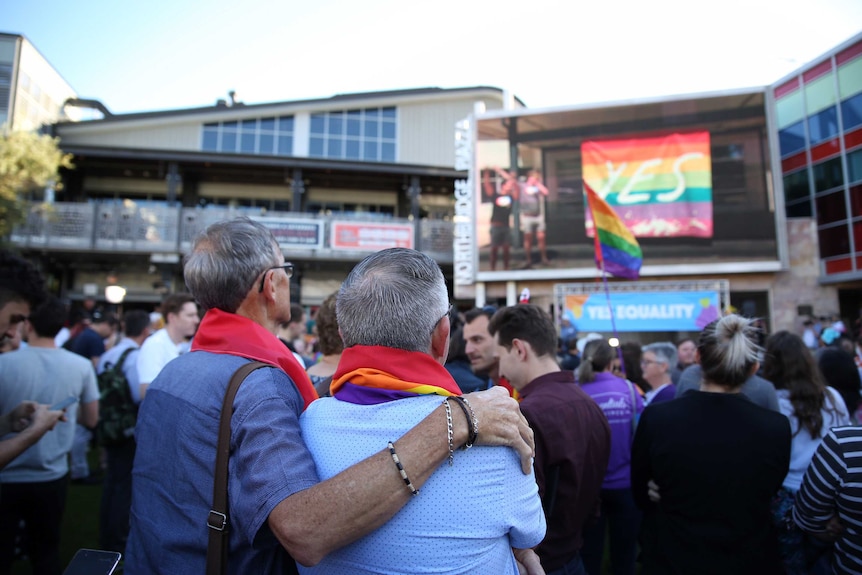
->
[62,549,121,575]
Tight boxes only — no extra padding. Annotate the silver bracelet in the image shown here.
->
[442,399,455,466]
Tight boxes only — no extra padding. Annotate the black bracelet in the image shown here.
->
[387,441,419,496]
[449,396,478,449]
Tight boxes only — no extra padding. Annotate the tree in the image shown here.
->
[0,131,73,238]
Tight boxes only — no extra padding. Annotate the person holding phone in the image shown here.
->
[0,296,99,575]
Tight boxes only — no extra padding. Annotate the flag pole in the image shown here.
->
[599,258,627,378]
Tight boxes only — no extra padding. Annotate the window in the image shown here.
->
[779,121,806,157]
[807,106,838,144]
[818,224,850,258]
[816,190,848,226]
[308,107,397,162]
[812,157,844,192]
[201,115,294,156]
[848,149,862,183]
[842,92,862,131]
[783,169,812,217]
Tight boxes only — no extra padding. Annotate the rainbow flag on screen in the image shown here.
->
[582,132,713,238]
[584,182,643,279]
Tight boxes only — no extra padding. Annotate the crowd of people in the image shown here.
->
[2,219,862,574]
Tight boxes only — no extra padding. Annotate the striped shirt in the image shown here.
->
[794,426,862,574]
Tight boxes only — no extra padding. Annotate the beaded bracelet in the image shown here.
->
[450,396,479,449]
[442,399,455,466]
[387,442,419,496]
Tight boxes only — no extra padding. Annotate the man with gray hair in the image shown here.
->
[126,218,537,574]
[641,342,678,406]
[299,248,545,574]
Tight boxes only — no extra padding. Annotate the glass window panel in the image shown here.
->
[848,149,862,182]
[241,119,257,130]
[382,121,396,139]
[381,107,396,119]
[776,90,805,129]
[812,157,844,192]
[816,191,848,225]
[854,221,862,253]
[363,140,378,160]
[366,108,380,118]
[259,133,274,155]
[202,130,218,151]
[309,137,325,157]
[278,116,294,132]
[327,138,343,158]
[347,118,361,136]
[277,135,293,156]
[779,122,806,156]
[838,57,862,100]
[364,119,379,138]
[240,133,256,153]
[805,73,837,115]
[783,170,811,203]
[221,132,237,153]
[381,142,396,162]
[260,117,276,131]
[808,106,839,144]
[786,199,812,218]
[841,92,862,131]
[310,114,325,134]
[222,121,238,129]
[346,139,361,159]
[204,122,218,128]
[328,115,344,135]
[818,224,850,257]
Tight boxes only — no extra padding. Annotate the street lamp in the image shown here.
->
[105,285,127,304]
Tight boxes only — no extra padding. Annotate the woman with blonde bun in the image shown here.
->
[631,315,791,575]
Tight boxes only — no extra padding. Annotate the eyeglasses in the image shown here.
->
[640,359,661,366]
[9,314,29,325]
[258,263,295,293]
[432,304,455,333]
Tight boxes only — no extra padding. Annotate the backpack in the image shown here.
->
[96,347,138,448]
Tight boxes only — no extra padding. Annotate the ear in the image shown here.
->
[430,320,450,365]
[512,338,530,362]
[749,361,760,378]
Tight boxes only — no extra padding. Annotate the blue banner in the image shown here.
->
[564,291,720,332]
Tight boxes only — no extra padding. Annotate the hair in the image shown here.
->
[676,337,695,348]
[464,305,496,326]
[337,248,448,352]
[642,342,678,370]
[91,310,119,328]
[697,314,761,389]
[314,292,343,356]
[0,251,47,310]
[621,341,647,389]
[817,347,862,416]
[290,303,305,325]
[577,338,614,383]
[184,217,281,312]
[123,309,151,338]
[487,304,557,358]
[763,331,836,437]
[29,296,67,339]
[161,292,196,321]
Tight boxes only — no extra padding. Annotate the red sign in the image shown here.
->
[330,222,414,250]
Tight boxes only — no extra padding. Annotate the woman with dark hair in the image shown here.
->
[762,331,849,573]
[631,315,791,575]
[817,347,862,423]
[305,293,343,397]
[577,338,643,575]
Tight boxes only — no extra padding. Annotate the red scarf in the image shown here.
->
[190,308,318,410]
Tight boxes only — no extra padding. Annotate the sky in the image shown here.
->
[6,0,862,115]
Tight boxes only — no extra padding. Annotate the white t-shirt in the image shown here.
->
[137,328,185,385]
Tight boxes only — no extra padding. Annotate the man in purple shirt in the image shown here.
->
[489,305,611,575]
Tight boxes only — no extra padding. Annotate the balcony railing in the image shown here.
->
[10,202,455,264]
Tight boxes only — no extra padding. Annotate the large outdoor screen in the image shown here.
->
[470,90,778,280]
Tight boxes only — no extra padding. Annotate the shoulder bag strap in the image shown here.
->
[206,361,269,575]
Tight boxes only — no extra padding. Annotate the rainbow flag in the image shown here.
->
[582,132,713,238]
[584,182,643,279]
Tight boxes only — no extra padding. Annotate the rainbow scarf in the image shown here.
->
[584,182,643,279]
[190,308,318,410]
[331,345,462,405]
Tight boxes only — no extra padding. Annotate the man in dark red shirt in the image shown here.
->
[489,305,611,575]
